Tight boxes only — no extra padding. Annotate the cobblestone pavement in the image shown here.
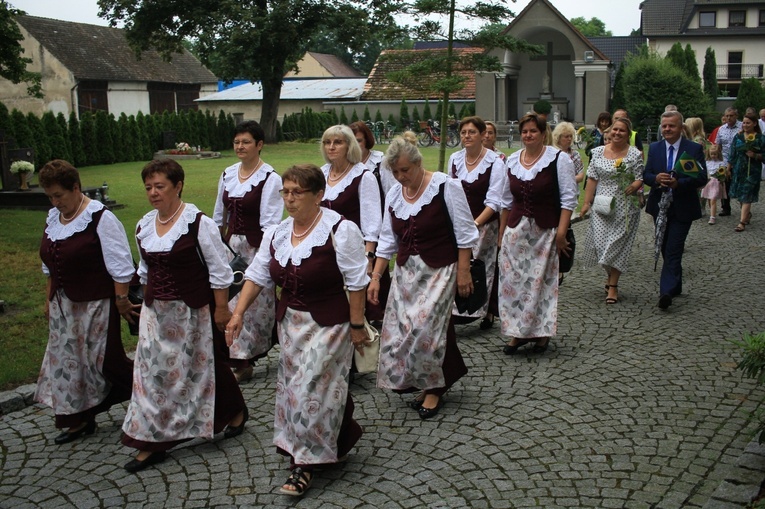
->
[2,206,765,508]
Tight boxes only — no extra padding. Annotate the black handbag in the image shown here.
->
[454,258,488,314]
[558,226,576,273]
[127,272,143,336]
[222,241,250,300]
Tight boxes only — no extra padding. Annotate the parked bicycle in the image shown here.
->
[417,119,460,148]
[365,120,396,145]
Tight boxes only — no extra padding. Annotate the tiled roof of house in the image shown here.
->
[588,36,647,70]
[362,47,483,101]
[306,52,363,77]
[641,0,765,37]
[15,15,217,84]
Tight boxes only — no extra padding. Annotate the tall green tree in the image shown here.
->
[41,111,68,162]
[79,112,98,166]
[10,109,32,148]
[569,16,612,37]
[27,113,50,168]
[68,112,86,167]
[734,78,765,114]
[0,2,42,97]
[703,47,718,105]
[94,111,115,164]
[98,0,400,143]
[683,44,701,86]
[55,112,73,163]
[0,102,14,141]
[665,42,686,72]
[386,1,542,170]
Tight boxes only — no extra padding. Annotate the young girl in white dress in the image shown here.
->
[700,145,726,225]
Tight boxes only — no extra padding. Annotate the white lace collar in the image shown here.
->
[322,162,367,197]
[507,146,560,180]
[364,150,384,168]
[45,199,105,241]
[388,171,448,220]
[223,161,274,193]
[136,203,201,251]
[452,149,500,179]
[271,208,342,266]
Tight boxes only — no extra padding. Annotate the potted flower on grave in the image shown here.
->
[10,160,35,190]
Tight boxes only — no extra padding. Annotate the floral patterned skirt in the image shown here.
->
[34,291,111,416]
[227,235,275,360]
[452,221,498,319]
[274,308,356,465]
[122,300,216,443]
[377,255,456,391]
[498,217,559,339]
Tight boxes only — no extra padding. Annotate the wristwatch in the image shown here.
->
[366,251,376,260]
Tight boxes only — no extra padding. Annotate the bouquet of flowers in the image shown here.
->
[740,133,763,177]
[176,142,193,153]
[712,167,727,182]
[9,160,34,174]
[613,157,640,231]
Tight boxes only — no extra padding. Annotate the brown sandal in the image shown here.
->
[606,285,618,304]
[280,467,313,496]
[735,223,746,232]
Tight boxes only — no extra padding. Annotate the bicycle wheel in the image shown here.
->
[446,131,460,148]
[417,131,432,147]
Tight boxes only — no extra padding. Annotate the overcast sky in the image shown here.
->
[9,0,643,36]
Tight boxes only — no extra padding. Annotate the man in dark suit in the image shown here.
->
[644,111,708,310]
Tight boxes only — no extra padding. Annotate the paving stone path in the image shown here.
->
[2,206,765,508]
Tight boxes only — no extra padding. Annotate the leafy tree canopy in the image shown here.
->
[569,16,612,37]
[0,1,42,97]
[98,0,400,143]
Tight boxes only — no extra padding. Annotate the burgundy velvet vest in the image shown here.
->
[40,208,114,302]
[138,212,211,309]
[391,182,458,268]
[451,160,498,223]
[270,224,349,327]
[222,171,272,248]
[505,153,562,230]
[321,173,363,227]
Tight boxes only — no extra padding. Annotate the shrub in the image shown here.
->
[734,78,765,114]
[734,332,765,443]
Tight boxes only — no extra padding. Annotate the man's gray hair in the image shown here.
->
[661,110,684,124]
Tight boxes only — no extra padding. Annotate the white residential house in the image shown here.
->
[640,0,765,99]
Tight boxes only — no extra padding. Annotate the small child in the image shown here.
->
[700,145,726,225]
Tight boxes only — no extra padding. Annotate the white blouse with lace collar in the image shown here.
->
[212,161,283,229]
[501,146,578,211]
[376,172,478,260]
[41,200,134,282]
[135,203,233,289]
[244,208,369,292]
[321,162,382,242]
[447,148,506,212]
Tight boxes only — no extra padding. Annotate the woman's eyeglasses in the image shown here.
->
[279,188,309,198]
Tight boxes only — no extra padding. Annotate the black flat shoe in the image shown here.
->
[408,393,425,410]
[224,407,249,439]
[418,399,444,420]
[124,451,167,473]
[503,339,528,355]
[54,419,96,445]
[658,294,672,310]
[531,338,550,354]
[479,315,495,330]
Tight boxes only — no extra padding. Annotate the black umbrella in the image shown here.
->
[654,189,673,271]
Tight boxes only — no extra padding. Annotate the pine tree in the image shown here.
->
[135,112,152,160]
[128,115,142,161]
[683,44,701,86]
[217,110,229,151]
[67,112,85,167]
[41,111,68,161]
[435,100,443,122]
[0,102,14,141]
[95,111,115,164]
[329,109,339,125]
[27,113,51,168]
[351,110,359,123]
[363,105,371,122]
[703,47,718,105]
[55,112,72,162]
[399,99,409,129]
[665,42,686,71]
[116,114,131,162]
[422,100,432,121]
[10,109,33,148]
[412,106,421,131]
[79,111,97,166]
[339,107,348,125]
[374,109,383,123]
[611,63,627,112]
